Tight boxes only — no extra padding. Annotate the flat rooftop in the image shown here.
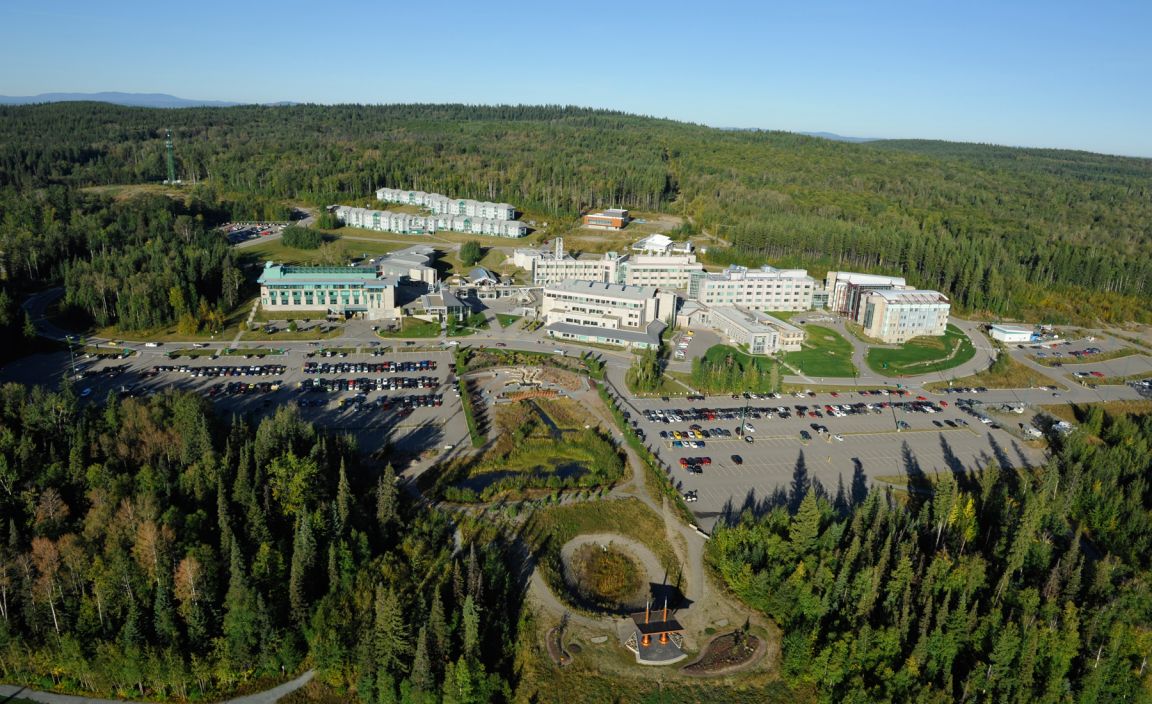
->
[710,306,802,334]
[869,289,949,305]
[545,279,656,300]
[547,319,665,346]
[258,263,382,284]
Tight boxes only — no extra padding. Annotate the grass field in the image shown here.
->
[375,316,442,338]
[1040,400,1152,423]
[782,325,857,377]
[495,313,522,328]
[866,325,976,376]
[238,238,405,266]
[925,350,1061,390]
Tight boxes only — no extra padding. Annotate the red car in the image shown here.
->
[916,395,927,401]
[1090,371,1105,378]
[678,458,689,467]
[939,401,949,407]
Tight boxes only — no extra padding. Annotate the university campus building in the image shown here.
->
[857,289,951,343]
[582,208,630,229]
[687,265,817,312]
[541,280,677,350]
[256,246,439,321]
[706,306,806,355]
[825,271,908,319]
[517,236,703,290]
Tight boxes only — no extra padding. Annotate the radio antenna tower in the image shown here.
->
[164,129,176,184]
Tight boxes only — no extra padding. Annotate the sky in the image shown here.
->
[1,0,1150,157]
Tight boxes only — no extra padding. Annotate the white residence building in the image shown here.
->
[375,187,516,221]
[335,205,528,238]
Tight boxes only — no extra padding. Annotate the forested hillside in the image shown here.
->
[708,412,1152,702]
[0,388,520,701]
[1,103,1149,323]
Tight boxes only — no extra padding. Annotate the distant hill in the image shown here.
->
[799,131,879,143]
[0,92,243,108]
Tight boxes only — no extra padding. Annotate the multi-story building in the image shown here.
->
[519,236,703,290]
[335,206,528,238]
[857,289,951,343]
[582,208,630,229]
[688,265,816,312]
[541,280,676,350]
[707,306,805,355]
[623,254,704,289]
[256,246,438,320]
[258,264,400,320]
[533,251,627,285]
[825,271,908,319]
[375,187,516,221]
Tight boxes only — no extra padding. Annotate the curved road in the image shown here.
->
[0,670,314,704]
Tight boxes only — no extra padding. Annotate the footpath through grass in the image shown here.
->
[782,325,857,377]
[867,324,975,376]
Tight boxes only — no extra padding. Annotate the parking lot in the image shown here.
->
[4,346,469,463]
[625,393,1047,531]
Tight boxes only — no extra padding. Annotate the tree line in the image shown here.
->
[707,412,1152,702]
[0,387,521,701]
[1,102,1148,323]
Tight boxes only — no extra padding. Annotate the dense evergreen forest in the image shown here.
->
[1,102,1149,323]
[708,411,1152,702]
[0,387,519,701]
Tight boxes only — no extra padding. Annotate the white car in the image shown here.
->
[833,434,844,442]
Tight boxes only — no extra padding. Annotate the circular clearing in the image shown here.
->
[559,533,667,614]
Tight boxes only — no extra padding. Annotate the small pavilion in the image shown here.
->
[625,599,686,664]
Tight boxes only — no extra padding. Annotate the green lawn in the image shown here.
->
[239,238,405,266]
[866,324,976,376]
[376,316,442,338]
[496,313,522,328]
[782,325,857,377]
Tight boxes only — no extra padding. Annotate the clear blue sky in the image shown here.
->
[2,0,1149,157]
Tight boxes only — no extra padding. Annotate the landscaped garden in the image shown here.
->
[781,325,857,377]
[866,324,976,376]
